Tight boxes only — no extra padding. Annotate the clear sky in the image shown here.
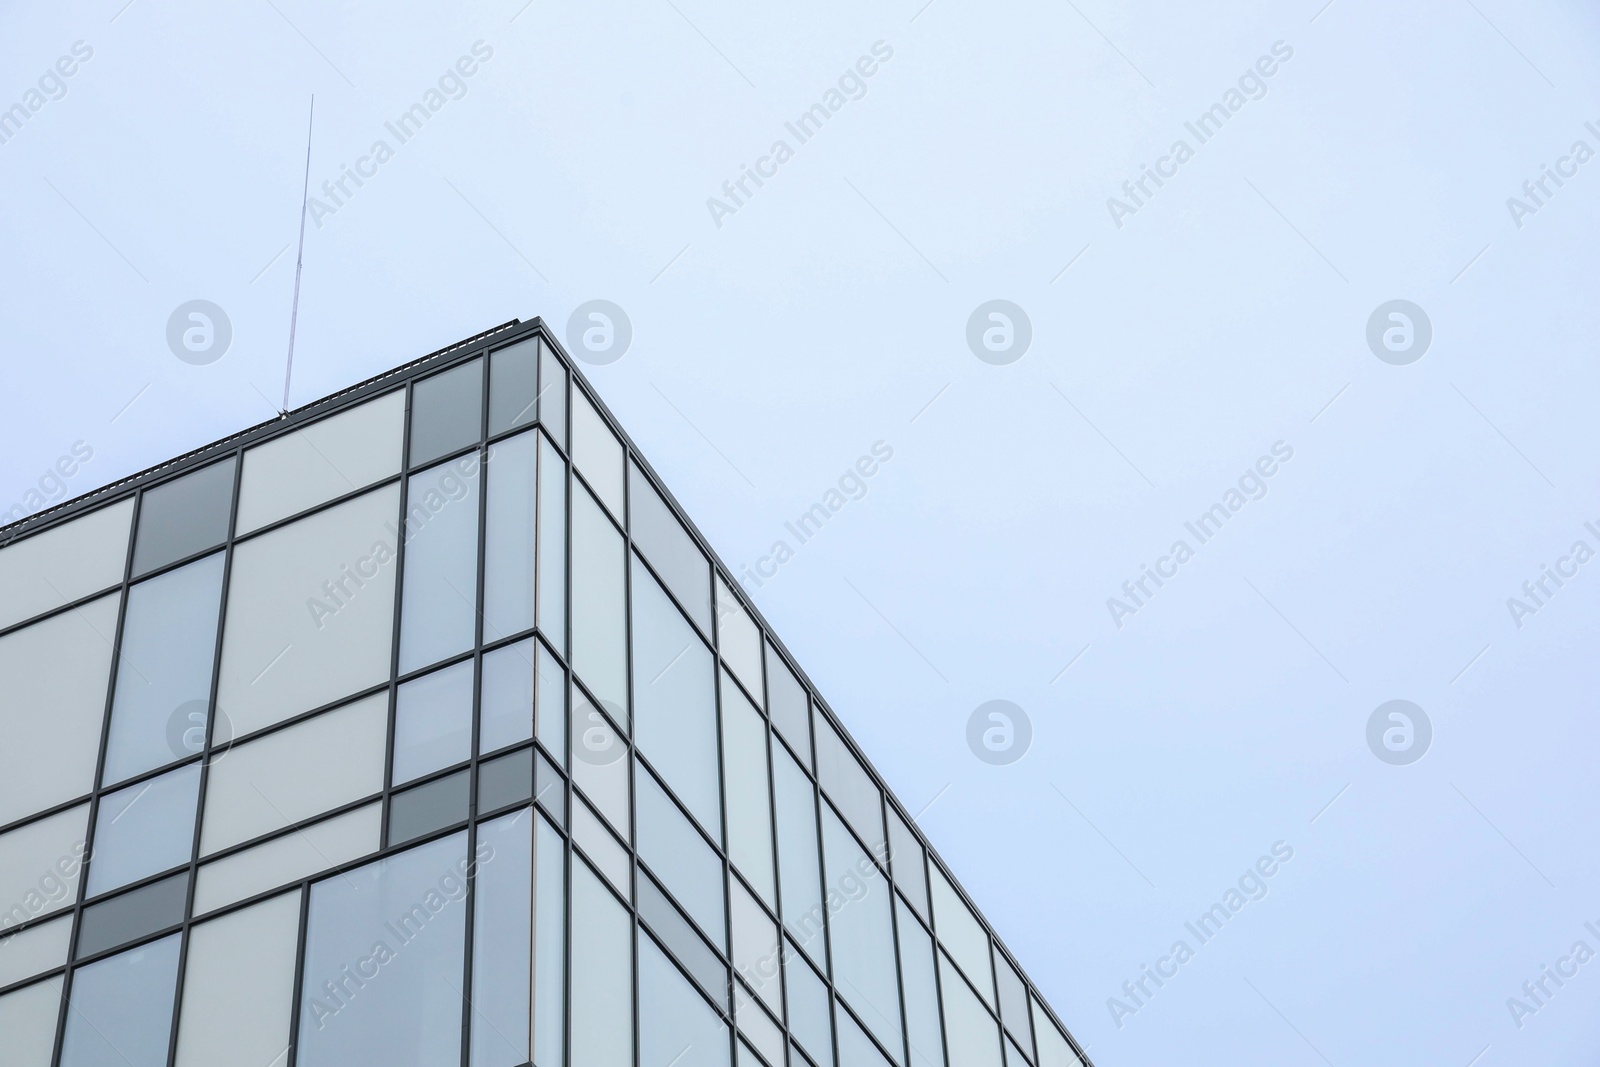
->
[4,0,1600,1063]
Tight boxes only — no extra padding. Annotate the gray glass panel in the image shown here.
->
[481,638,535,753]
[471,809,532,1067]
[995,949,1034,1061]
[887,806,929,921]
[628,462,712,633]
[784,945,833,1067]
[570,484,627,716]
[938,950,1002,1067]
[534,638,565,765]
[484,429,537,641]
[814,716,885,854]
[632,556,720,838]
[75,872,188,958]
[104,552,224,784]
[773,747,826,965]
[764,643,812,768]
[87,763,200,896]
[131,457,235,576]
[635,763,724,950]
[821,809,902,1063]
[897,898,946,1067]
[722,674,775,906]
[570,858,631,1067]
[535,749,565,828]
[536,436,566,655]
[398,456,482,673]
[534,815,564,1067]
[59,933,180,1067]
[836,1005,895,1067]
[393,659,474,786]
[570,686,629,837]
[637,870,728,1009]
[410,357,483,465]
[479,746,534,814]
[639,931,731,1067]
[488,338,540,435]
[297,832,471,1067]
[387,769,470,846]
[538,344,567,448]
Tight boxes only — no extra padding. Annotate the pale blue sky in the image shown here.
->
[5,0,1600,1063]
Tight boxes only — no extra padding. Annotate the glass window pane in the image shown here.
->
[237,390,405,534]
[217,484,399,740]
[821,809,902,1063]
[535,750,565,827]
[715,578,763,700]
[0,595,118,825]
[570,387,624,520]
[297,832,472,1067]
[534,814,565,1067]
[0,803,89,929]
[387,769,470,846]
[484,430,537,641]
[410,358,483,466]
[930,866,994,1007]
[200,694,387,855]
[470,809,532,1067]
[1031,1001,1082,1067]
[722,674,775,906]
[897,898,945,1067]
[488,337,540,436]
[637,870,727,1009]
[814,715,885,854]
[938,950,1002,1067]
[536,436,566,655]
[572,793,630,898]
[0,913,72,988]
[837,1005,895,1067]
[75,872,187,958]
[172,889,300,1067]
[1005,1037,1028,1067]
[764,643,811,768]
[570,686,629,837]
[635,763,724,950]
[538,342,568,448]
[104,553,224,784]
[130,457,235,577]
[394,660,474,785]
[570,484,627,715]
[640,932,730,1067]
[730,878,781,1017]
[478,746,534,814]
[734,982,784,1067]
[629,462,712,633]
[193,803,380,916]
[887,806,929,921]
[994,949,1033,1060]
[570,857,632,1067]
[0,499,131,632]
[87,763,200,896]
[784,941,833,1067]
[772,747,825,966]
[0,975,62,1067]
[59,933,180,1067]
[632,556,720,838]
[534,638,565,765]
[481,639,535,753]
[399,456,482,673]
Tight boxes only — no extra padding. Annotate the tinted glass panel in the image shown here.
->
[814,715,885,854]
[471,810,532,1067]
[131,457,235,576]
[398,456,482,673]
[637,870,728,1009]
[995,950,1034,1060]
[87,762,200,896]
[409,357,483,465]
[639,932,731,1067]
[773,747,826,965]
[488,338,539,435]
[635,763,724,949]
[172,890,300,1067]
[629,462,712,632]
[387,769,470,846]
[75,872,188,958]
[0,498,130,632]
[764,643,811,767]
[887,805,929,920]
[478,746,534,813]
[393,659,474,785]
[481,638,535,753]
[59,934,180,1067]
[538,342,568,447]
[484,430,537,641]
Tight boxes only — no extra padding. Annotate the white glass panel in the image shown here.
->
[763,643,811,768]
[538,343,568,448]
[87,763,200,896]
[572,795,630,898]
[483,430,538,641]
[784,944,833,1066]
[0,804,89,930]
[814,715,885,854]
[733,983,783,1067]
[1032,1000,1081,1067]
[570,485,627,716]
[570,858,632,1067]
[570,685,630,837]
[715,578,763,700]
[570,388,624,520]
[632,557,720,837]
[173,889,300,1067]
[837,1006,895,1067]
[772,748,825,965]
[103,553,224,785]
[897,898,945,1067]
[640,933,730,1067]
[0,975,61,1067]
[628,462,712,633]
[0,498,131,632]
[930,866,994,1007]
[636,765,724,950]
[193,803,380,915]
[481,639,535,754]
[236,391,404,534]
[201,695,386,855]
[534,815,564,1067]
[398,456,482,673]
[217,485,399,739]
[0,913,71,988]
[0,594,118,825]
[730,879,781,1016]
[393,660,474,785]
[59,933,181,1067]
[938,951,1002,1067]
[534,640,565,764]
[722,675,775,906]
[887,806,928,920]
[536,436,566,654]
[994,950,1033,1060]
[470,809,532,1067]
[821,809,902,1063]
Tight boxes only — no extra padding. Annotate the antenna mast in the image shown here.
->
[282,95,315,414]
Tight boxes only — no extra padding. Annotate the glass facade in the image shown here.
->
[0,320,1090,1067]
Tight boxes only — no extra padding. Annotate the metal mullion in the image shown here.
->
[459,366,491,1067]
[381,380,418,850]
[561,402,575,1067]
[757,653,791,1042]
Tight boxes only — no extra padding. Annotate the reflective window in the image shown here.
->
[930,865,994,1006]
[130,457,235,577]
[297,832,472,1067]
[536,435,566,654]
[387,769,470,845]
[534,638,566,764]
[995,949,1034,1060]
[635,763,724,950]
[821,808,902,1062]
[887,805,929,920]
[730,877,782,1017]
[87,762,200,896]
[570,686,630,837]
[638,870,727,1009]
[0,975,62,1066]
[938,950,1002,1067]
[393,660,474,786]
[484,430,537,641]
[217,484,399,739]
[784,943,833,1067]
[570,484,627,715]
[734,983,785,1067]
[715,578,763,699]
[632,556,720,837]
[410,357,483,466]
[59,933,181,1067]
[481,638,535,753]
[398,456,482,673]
[0,803,89,929]
[629,462,712,633]
[103,553,224,784]
[534,815,565,1067]
[471,809,532,1067]
[172,890,300,1067]
[837,1004,895,1067]
[0,497,131,631]
[193,803,380,915]
[75,871,187,957]
[640,931,731,1067]
[478,746,534,813]
[1032,1001,1082,1067]
[570,387,624,520]
[722,673,775,905]
[773,746,826,965]
[0,913,71,988]
[573,793,631,898]
[897,897,946,1067]
[488,338,540,435]
[570,857,632,1067]
[764,643,812,767]
[538,341,568,447]
[814,715,885,854]
[237,390,404,534]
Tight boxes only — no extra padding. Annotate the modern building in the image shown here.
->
[0,318,1091,1067]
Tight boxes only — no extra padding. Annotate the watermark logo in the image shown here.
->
[565,300,632,365]
[966,700,1031,765]
[1366,700,1431,765]
[966,300,1032,365]
[166,300,232,365]
[574,697,627,766]
[1365,300,1431,365]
